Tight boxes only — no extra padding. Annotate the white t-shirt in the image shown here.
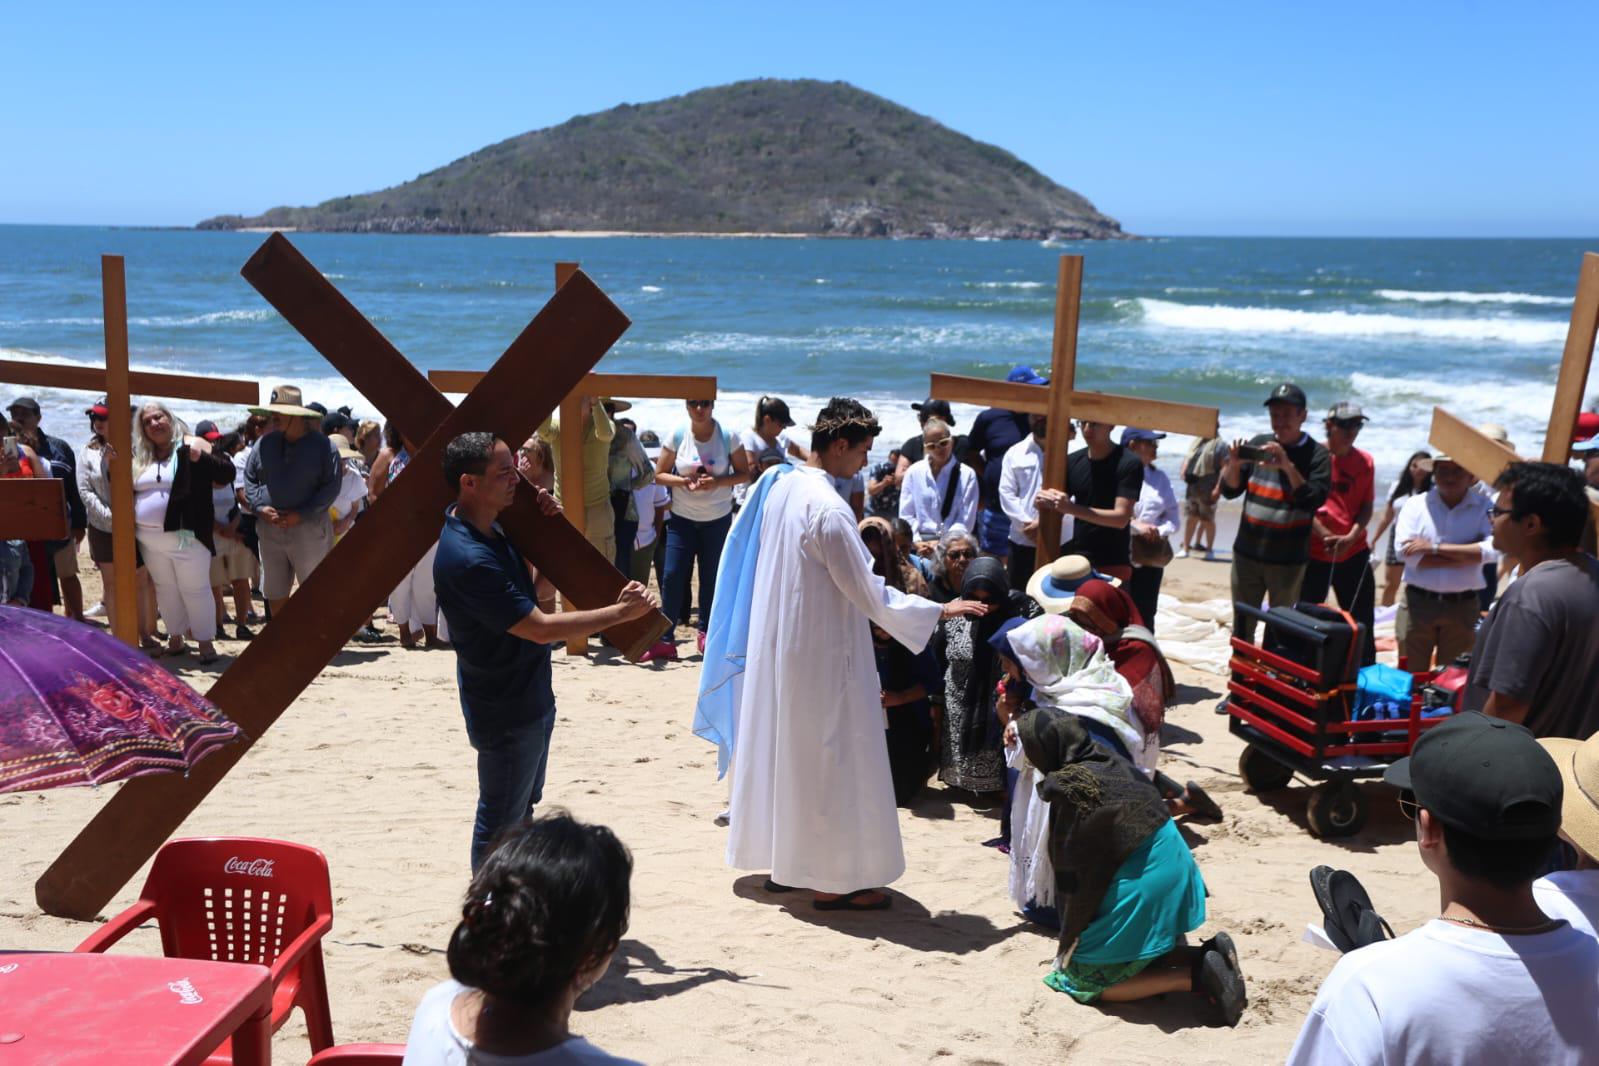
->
[403,980,642,1065]
[665,421,738,523]
[212,466,239,526]
[133,456,175,530]
[634,483,669,550]
[732,427,793,508]
[1286,919,1599,1065]
[1535,869,1599,939]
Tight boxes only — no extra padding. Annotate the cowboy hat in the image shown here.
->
[1026,554,1117,613]
[1539,734,1599,862]
[249,384,321,419]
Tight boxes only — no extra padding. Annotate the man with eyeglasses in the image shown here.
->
[1301,402,1377,664]
[1392,453,1496,671]
[1037,418,1142,583]
[1288,712,1597,1065]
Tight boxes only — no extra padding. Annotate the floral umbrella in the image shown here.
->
[0,606,242,793]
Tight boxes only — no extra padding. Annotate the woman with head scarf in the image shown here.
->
[1002,706,1243,1025]
[1066,580,1221,821]
[929,554,1034,796]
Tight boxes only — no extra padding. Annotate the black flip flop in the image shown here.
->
[762,878,794,894]
[1309,866,1394,953]
[1199,931,1238,974]
[813,889,891,912]
[1184,783,1224,822]
[1199,950,1246,1028]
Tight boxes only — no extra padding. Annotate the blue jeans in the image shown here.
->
[660,511,732,638]
[468,711,556,871]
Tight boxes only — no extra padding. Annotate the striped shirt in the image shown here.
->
[1222,433,1331,565]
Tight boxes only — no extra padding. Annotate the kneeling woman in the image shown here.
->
[1006,704,1245,1025]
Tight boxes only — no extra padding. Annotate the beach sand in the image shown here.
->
[0,540,1438,1064]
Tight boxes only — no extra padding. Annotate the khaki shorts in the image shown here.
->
[52,539,80,578]
[209,536,257,586]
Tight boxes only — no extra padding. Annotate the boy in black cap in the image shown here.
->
[1288,712,1598,1064]
[1220,383,1331,643]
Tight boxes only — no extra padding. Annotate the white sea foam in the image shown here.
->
[969,280,1046,290]
[640,285,663,293]
[0,308,276,329]
[1135,297,1566,345]
[1374,289,1569,307]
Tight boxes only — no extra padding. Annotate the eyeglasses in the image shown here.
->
[945,548,976,560]
[1398,790,1419,821]
[1489,506,1515,519]
[688,400,712,409]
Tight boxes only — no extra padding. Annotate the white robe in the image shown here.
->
[726,466,943,893]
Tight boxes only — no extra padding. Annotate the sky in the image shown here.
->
[3,1,1596,236]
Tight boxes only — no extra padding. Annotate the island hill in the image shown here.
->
[198,79,1126,240]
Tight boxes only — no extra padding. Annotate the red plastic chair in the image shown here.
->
[76,836,336,1064]
[306,1045,405,1065]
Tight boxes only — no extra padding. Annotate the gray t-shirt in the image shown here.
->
[1464,556,1599,738]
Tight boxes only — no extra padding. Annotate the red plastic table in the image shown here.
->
[0,951,272,1064]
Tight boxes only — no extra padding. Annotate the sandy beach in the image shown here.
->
[0,541,1439,1065]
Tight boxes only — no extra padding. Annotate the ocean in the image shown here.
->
[1,225,1592,488]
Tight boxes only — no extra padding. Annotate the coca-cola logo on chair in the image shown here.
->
[224,856,275,878]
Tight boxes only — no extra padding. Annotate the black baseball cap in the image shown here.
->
[912,397,956,427]
[1264,383,1307,408]
[1384,712,1562,840]
[7,396,41,416]
[756,395,795,428]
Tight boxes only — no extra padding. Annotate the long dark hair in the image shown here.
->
[1390,450,1434,503]
[447,812,631,1007]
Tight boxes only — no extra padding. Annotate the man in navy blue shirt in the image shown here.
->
[435,432,656,869]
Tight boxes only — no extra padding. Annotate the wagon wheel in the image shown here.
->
[1306,780,1368,838]
[1238,745,1294,792]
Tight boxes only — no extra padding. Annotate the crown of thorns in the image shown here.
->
[810,410,881,436]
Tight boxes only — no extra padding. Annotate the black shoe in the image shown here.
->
[1199,948,1246,1027]
[1214,695,1231,716]
[235,624,254,642]
[353,625,384,644]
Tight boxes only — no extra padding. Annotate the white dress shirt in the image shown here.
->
[1133,463,1180,539]
[898,457,978,541]
[1393,489,1497,592]
[998,436,1073,547]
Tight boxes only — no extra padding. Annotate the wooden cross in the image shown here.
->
[430,260,716,656]
[929,255,1220,563]
[0,256,258,644]
[1429,251,1599,526]
[36,233,666,920]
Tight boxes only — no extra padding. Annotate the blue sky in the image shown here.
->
[3,1,1594,236]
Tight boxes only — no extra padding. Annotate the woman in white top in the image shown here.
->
[132,401,235,663]
[898,417,979,554]
[402,813,641,1066]
[77,399,161,649]
[1123,428,1180,633]
[648,398,750,661]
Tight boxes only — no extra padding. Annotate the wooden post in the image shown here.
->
[1542,252,1599,463]
[1037,256,1082,563]
[102,256,139,648]
[556,262,590,653]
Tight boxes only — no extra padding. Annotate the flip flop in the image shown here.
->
[1199,931,1238,974]
[1199,950,1246,1028]
[1309,866,1394,953]
[1185,783,1224,822]
[813,889,891,912]
[762,878,794,893]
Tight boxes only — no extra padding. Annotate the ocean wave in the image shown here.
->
[966,280,1047,290]
[0,308,276,329]
[640,285,663,293]
[1134,298,1566,345]
[652,321,1045,356]
[1374,289,1569,307]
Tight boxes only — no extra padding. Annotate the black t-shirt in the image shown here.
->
[901,436,924,465]
[1060,444,1145,568]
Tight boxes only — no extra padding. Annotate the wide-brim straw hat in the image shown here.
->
[1539,735,1599,861]
[249,383,321,419]
[327,433,363,460]
[1026,554,1117,613]
[601,397,632,413]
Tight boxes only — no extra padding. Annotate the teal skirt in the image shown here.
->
[1044,820,1207,1002]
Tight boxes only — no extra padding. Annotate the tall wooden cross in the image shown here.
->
[1429,251,1599,527]
[0,256,258,644]
[36,233,668,920]
[430,260,717,656]
[929,255,1220,562]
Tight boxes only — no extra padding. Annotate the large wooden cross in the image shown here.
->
[930,255,1220,562]
[0,256,258,644]
[36,233,668,919]
[430,261,716,656]
[1428,251,1599,526]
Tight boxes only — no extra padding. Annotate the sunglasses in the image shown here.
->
[688,400,712,409]
[1328,419,1364,432]
[945,548,976,560]
[1398,790,1419,821]
[926,438,954,450]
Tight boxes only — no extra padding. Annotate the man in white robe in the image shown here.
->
[725,398,984,908]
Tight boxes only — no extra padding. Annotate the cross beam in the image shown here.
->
[35,234,653,920]
[932,255,1219,562]
[0,259,259,646]
[1430,407,1599,527]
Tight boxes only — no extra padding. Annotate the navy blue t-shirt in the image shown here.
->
[968,408,1029,507]
[433,507,553,738]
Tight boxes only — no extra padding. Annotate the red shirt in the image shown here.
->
[1309,447,1374,563]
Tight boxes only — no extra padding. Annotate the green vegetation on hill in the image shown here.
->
[198,79,1126,239]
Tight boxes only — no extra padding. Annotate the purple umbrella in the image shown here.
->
[0,606,243,793]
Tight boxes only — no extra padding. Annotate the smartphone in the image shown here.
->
[1237,443,1272,463]
[1,436,17,462]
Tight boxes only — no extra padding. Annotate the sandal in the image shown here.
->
[1309,866,1395,953]
[1198,950,1246,1027]
[1185,783,1224,822]
[813,889,890,912]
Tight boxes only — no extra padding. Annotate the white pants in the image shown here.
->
[389,541,439,635]
[137,528,218,642]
